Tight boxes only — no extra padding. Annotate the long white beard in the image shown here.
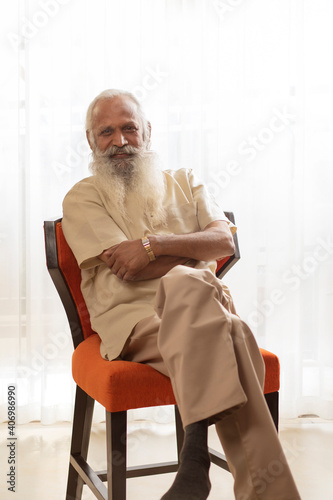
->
[89,146,167,229]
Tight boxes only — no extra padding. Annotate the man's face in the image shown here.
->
[89,96,148,157]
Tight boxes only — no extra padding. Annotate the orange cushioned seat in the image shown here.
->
[72,334,279,414]
[72,334,177,412]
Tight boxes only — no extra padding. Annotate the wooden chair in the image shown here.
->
[44,213,280,500]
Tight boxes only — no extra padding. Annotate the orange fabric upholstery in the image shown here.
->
[56,223,95,339]
[72,334,280,413]
[72,334,177,412]
[261,348,280,394]
[216,256,229,274]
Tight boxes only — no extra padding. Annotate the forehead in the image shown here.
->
[92,96,141,128]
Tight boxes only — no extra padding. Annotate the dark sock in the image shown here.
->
[160,419,211,500]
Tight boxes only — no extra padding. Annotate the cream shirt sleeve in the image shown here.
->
[186,169,237,234]
[62,179,127,269]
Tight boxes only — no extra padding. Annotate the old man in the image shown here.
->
[62,89,300,500]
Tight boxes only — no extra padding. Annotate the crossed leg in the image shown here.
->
[121,266,300,500]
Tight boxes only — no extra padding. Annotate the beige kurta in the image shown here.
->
[62,168,235,361]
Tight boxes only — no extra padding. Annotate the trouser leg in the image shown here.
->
[121,265,300,499]
[122,267,248,426]
[154,266,248,427]
[214,317,300,500]
[121,313,169,375]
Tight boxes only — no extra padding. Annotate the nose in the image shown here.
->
[113,130,128,147]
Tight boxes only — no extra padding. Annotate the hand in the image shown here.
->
[101,239,150,281]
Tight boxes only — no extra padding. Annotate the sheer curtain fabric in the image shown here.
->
[0,0,332,423]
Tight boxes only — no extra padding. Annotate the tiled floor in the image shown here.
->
[0,414,332,499]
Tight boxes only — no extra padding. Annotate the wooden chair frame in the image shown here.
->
[44,212,278,500]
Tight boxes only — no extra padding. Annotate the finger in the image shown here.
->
[115,266,127,281]
[108,260,120,275]
[112,268,123,280]
[106,252,118,269]
[103,244,119,258]
[122,271,134,281]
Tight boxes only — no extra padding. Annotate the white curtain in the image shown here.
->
[1,0,332,424]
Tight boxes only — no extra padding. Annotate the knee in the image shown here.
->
[160,265,223,301]
[164,265,218,286]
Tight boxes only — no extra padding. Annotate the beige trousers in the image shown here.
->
[121,266,301,500]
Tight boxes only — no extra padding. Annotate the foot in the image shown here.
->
[160,454,211,499]
[160,420,211,500]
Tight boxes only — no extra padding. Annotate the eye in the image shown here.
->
[124,125,138,132]
[100,128,112,136]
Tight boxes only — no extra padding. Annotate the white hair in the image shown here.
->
[90,148,167,229]
[85,89,150,147]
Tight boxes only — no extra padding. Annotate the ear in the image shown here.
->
[145,121,152,148]
[86,130,94,151]
[147,121,152,140]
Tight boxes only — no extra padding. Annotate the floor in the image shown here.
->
[0,413,332,500]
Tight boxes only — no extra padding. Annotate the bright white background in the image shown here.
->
[0,0,332,424]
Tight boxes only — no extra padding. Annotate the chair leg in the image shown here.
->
[106,411,127,500]
[264,391,279,432]
[174,405,184,461]
[66,386,95,500]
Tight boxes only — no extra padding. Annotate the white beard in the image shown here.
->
[89,146,167,229]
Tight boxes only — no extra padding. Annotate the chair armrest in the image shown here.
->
[216,211,240,278]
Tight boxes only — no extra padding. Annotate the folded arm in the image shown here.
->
[149,220,235,262]
[99,220,235,282]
